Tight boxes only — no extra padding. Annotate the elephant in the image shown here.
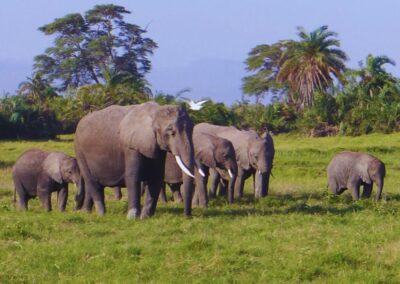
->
[195,123,275,199]
[12,149,80,211]
[327,151,386,201]
[160,130,238,206]
[74,102,195,219]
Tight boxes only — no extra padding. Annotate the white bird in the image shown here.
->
[181,97,208,110]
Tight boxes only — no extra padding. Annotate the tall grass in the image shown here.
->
[0,133,400,282]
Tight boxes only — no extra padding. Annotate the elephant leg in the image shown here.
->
[38,189,52,212]
[141,157,165,219]
[14,180,28,210]
[83,189,94,212]
[172,184,183,203]
[362,183,373,198]
[125,151,143,220]
[19,194,29,211]
[141,179,162,219]
[57,185,68,212]
[113,187,122,200]
[209,169,220,199]
[328,176,339,195]
[347,177,361,201]
[85,178,105,215]
[218,180,227,196]
[159,183,167,204]
[141,182,147,196]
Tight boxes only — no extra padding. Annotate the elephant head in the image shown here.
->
[119,102,195,178]
[119,102,195,216]
[194,133,237,175]
[250,131,275,198]
[43,153,80,185]
[248,132,274,174]
[367,159,386,200]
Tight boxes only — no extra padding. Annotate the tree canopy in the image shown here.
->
[243,26,348,109]
[33,4,157,91]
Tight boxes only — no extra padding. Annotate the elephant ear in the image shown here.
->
[43,153,63,184]
[195,144,217,168]
[119,106,159,159]
[356,162,371,184]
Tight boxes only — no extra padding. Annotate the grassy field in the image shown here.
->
[1,133,400,282]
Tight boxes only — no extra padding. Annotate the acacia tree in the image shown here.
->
[33,4,157,91]
[243,25,347,109]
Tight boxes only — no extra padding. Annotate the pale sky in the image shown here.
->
[1,0,399,104]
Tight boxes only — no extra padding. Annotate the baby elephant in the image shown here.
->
[327,151,385,201]
[12,149,80,211]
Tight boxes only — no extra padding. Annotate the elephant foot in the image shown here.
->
[127,208,140,220]
[94,201,106,216]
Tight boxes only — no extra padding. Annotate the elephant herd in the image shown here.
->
[11,102,386,219]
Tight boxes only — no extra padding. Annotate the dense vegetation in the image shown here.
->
[1,134,400,282]
[1,5,400,139]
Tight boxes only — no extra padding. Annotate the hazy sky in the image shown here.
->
[1,0,399,104]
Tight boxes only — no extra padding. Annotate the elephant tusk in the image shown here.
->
[228,169,233,179]
[198,168,206,177]
[175,155,195,178]
[258,170,261,175]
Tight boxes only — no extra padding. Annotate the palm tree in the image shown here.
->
[18,73,56,103]
[350,54,396,97]
[277,25,347,108]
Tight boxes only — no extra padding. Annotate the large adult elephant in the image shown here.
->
[327,151,385,201]
[161,130,237,206]
[74,102,195,219]
[195,123,275,198]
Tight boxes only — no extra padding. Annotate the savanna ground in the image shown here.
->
[1,134,400,283]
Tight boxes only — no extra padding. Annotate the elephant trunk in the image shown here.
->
[255,171,270,198]
[175,132,195,216]
[227,172,236,204]
[74,176,85,210]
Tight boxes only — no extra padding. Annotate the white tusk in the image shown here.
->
[258,170,261,175]
[198,168,206,177]
[228,169,233,179]
[175,155,195,178]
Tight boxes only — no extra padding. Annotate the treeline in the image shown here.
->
[1,5,400,139]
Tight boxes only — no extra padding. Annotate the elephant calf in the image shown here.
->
[327,151,385,201]
[12,149,80,211]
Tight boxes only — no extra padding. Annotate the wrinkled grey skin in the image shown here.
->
[159,153,186,204]
[195,123,275,198]
[74,102,195,219]
[12,149,80,211]
[160,130,238,206]
[327,151,386,201]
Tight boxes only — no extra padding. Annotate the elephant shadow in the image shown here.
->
[196,192,368,218]
[106,190,398,218]
[0,160,14,169]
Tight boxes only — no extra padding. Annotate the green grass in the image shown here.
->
[1,133,400,282]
